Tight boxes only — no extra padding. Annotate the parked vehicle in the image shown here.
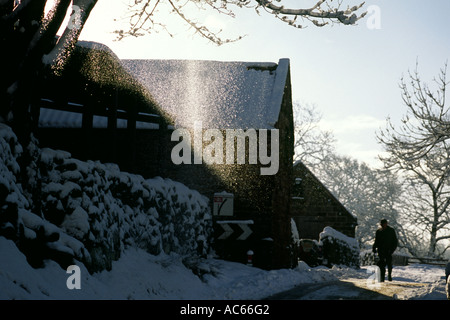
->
[298,239,323,267]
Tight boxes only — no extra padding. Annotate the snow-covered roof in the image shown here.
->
[121,58,290,129]
[39,40,290,130]
[39,40,163,130]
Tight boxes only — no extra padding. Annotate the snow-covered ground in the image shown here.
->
[0,123,448,319]
[0,235,447,301]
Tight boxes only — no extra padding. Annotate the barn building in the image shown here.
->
[37,41,295,269]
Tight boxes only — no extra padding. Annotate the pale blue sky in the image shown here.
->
[80,0,450,167]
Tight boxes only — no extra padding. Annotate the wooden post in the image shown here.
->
[82,102,93,160]
[107,88,118,163]
[157,116,169,176]
[127,104,137,172]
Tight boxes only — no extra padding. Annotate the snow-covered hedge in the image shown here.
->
[319,227,360,268]
[359,249,377,266]
[0,124,212,273]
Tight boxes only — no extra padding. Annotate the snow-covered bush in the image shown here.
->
[39,148,212,272]
[1,124,212,273]
[359,249,377,266]
[0,124,27,213]
[0,124,89,269]
[319,226,360,268]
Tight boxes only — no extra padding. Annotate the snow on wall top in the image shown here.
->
[121,58,290,129]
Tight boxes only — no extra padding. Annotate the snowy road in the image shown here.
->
[264,278,440,300]
[264,280,394,300]
[264,265,448,300]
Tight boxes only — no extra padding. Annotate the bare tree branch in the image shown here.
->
[255,0,366,28]
[117,0,367,44]
[293,102,335,166]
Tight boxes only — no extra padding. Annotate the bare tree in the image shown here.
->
[379,61,450,166]
[311,153,402,248]
[377,62,450,258]
[117,0,367,44]
[293,102,335,167]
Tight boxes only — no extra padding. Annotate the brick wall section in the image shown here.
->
[164,129,287,269]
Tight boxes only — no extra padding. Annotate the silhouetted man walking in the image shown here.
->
[373,219,398,282]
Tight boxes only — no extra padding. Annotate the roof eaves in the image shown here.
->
[267,58,290,128]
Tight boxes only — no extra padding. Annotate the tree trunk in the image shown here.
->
[428,213,438,257]
[427,191,439,257]
[1,1,98,213]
